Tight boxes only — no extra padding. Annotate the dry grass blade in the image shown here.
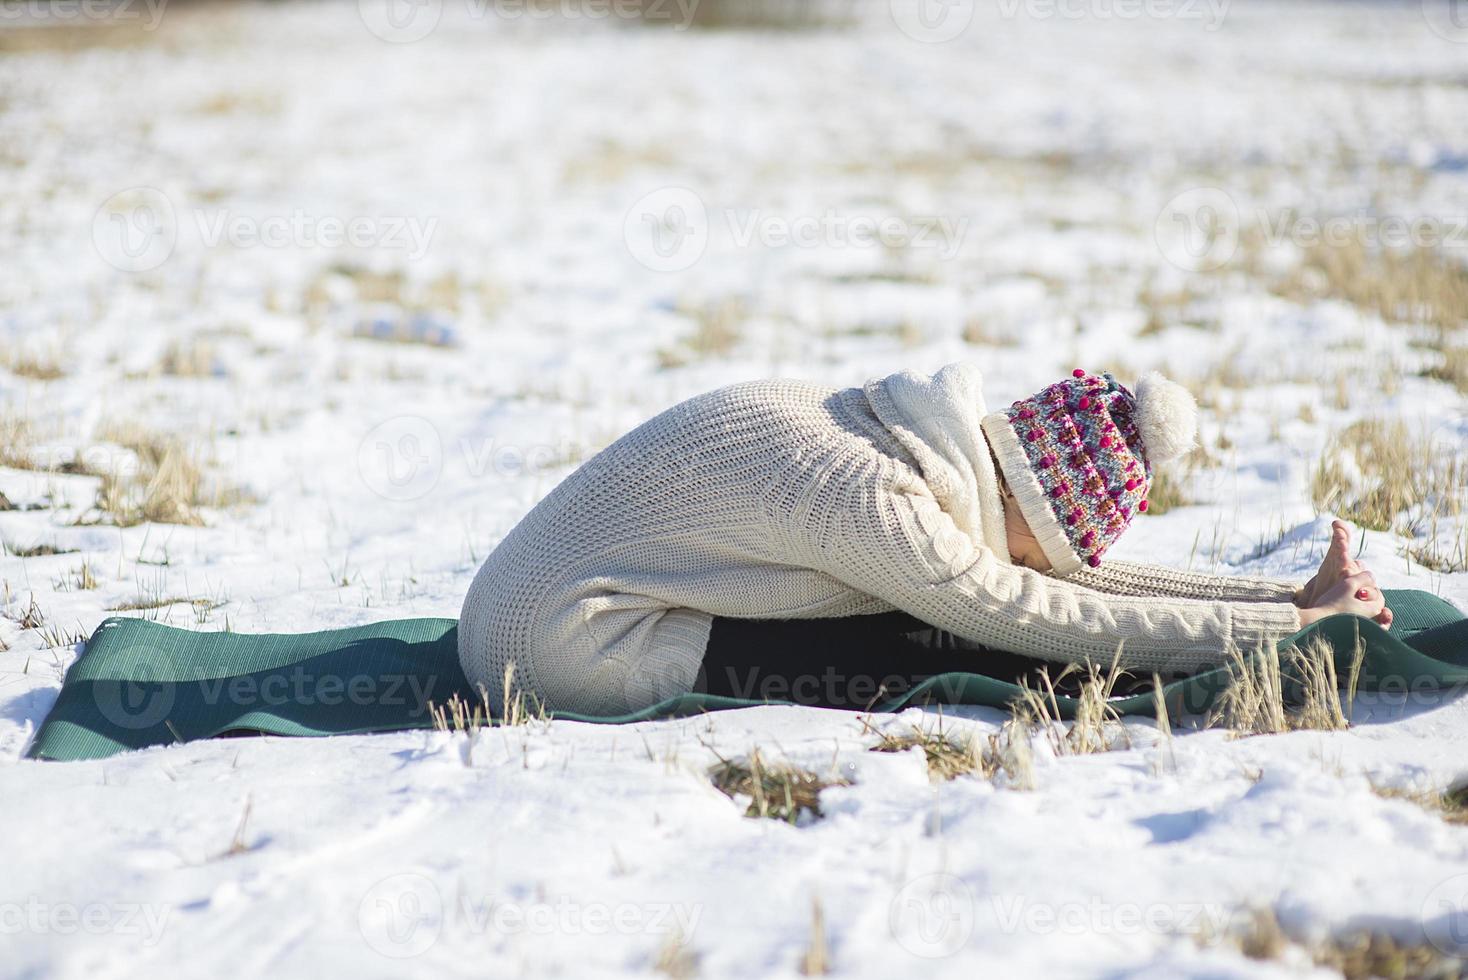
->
[1152,674,1176,775]
[653,929,700,979]
[798,896,828,977]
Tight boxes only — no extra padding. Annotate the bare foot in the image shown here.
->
[1298,519,1357,607]
[1299,569,1393,628]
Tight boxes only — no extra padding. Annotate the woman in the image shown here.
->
[458,363,1389,715]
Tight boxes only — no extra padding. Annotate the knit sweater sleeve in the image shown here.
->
[808,470,1304,674]
[1061,561,1302,604]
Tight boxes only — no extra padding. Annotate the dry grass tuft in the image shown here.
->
[1213,635,1364,736]
[3,541,78,558]
[866,715,1037,788]
[429,691,488,736]
[0,412,34,470]
[627,0,859,29]
[1210,906,1468,980]
[1310,419,1465,568]
[498,662,550,727]
[11,594,45,630]
[1424,343,1468,396]
[1311,419,1449,530]
[1012,649,1131,756]
[1274,240,1468,331]
[157,340,223,378]
[429,665,549,733]
[2,350,65,381]
[39,621,88,649]
[55,561,98,592]
[83,423,253,528]
[708,748,849,825]
[657,298,746,369]
[1372,781,1468,827]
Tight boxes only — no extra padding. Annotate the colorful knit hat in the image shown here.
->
[979,368,1198,575]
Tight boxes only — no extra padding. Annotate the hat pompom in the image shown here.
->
[1133,371,1197,463]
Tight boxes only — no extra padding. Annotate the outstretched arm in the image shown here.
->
[1060,560,1302,605]
[805,468,1305,676]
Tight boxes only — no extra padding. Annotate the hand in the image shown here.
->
[1298,568,1393,628]
[1296,519,1360,608]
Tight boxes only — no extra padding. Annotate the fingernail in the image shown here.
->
[1355,588,1371,600]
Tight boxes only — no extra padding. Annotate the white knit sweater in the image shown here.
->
[458,363,1304,716]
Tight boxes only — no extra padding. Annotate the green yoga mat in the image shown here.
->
[27,589,1468,762]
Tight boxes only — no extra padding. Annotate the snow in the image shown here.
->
[2,0,1468,975]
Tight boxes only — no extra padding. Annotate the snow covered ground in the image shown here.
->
[2,0,1468,975]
